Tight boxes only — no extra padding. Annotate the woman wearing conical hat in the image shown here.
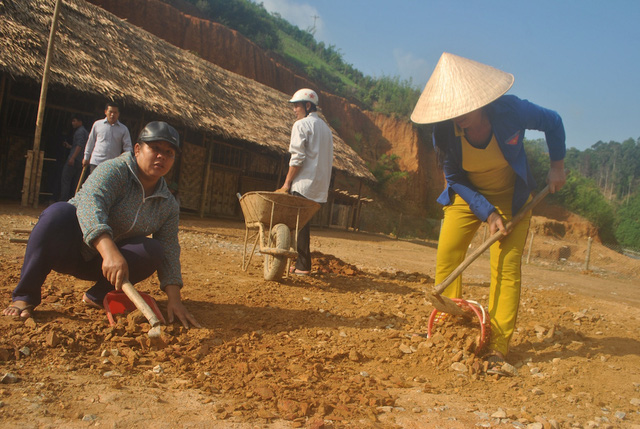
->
[412,53,566,374]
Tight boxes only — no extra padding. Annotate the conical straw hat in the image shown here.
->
[410,52,514,124]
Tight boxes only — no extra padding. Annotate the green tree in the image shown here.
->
[524,138,551,188]
[555,173,616,242]
[565,138,640,201]
[616,198,640,248]
[615,194,640,249]
[370,154,408,193]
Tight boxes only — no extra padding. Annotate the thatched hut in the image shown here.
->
[0,0,374,226]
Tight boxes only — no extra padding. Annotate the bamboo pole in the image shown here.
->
[23,0,63,208]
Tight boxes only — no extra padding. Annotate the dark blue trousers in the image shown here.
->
[292,192,311,272]
[12,202,164,307]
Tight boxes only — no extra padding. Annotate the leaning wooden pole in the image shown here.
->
[199,136,214,218]
[22,0,63,207]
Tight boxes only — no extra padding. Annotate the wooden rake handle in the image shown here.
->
[433,184,550,296]
[74,165,88,195]
[122,280,162,327]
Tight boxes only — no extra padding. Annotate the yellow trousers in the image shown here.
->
[435,193,531,356]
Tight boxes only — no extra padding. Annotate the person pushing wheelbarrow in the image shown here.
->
[411,53,567,375]
[276,88,334,276]
[3,121,200,330]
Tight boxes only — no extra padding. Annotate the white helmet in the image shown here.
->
[289,88,319,106]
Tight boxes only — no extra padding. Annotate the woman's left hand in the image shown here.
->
[547,160,566,193]
[164,285,202,328]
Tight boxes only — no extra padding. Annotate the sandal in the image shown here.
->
[82,293,104,309]
[3,302,34,319]
[289,266,310,276]
[485,353,515,377]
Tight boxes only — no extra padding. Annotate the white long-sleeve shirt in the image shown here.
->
[289,112,334,203]
[84,118,132,166]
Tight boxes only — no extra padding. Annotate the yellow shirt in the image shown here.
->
[456,124,516,197]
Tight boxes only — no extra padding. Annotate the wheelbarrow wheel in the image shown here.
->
[263,223,291,281]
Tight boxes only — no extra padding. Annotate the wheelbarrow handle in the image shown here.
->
[433,184,551,296]
[122,280,162,328]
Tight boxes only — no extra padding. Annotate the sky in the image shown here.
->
[258,0,640,151]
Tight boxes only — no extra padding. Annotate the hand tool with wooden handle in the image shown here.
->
[74,165,88,195]
[121,280,163,338]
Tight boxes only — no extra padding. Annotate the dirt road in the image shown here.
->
[1,204,639,428]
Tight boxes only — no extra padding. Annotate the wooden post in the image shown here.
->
[354,180,363,231]
[0,75,8,139]
[326,169,336,227]
[345,204,352,231]
[23,0,63,207]
[276,156,285,189]
[32,150,45,206]
[21,151,35,206]
[199,136,213,218]
[526,229,534,264]
[0,74,6,119]
[328,193,335,227]
[584,236,593,271]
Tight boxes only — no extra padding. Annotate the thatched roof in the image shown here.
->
[0,0,375,182]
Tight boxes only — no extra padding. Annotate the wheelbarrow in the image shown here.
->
[237,191,320,281]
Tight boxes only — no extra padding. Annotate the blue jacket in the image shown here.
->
[433,95,565,221]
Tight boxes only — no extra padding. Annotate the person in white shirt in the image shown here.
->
[276,88,334,275]
[83,102,132,172]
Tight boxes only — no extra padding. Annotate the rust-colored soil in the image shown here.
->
[1,202,639,428]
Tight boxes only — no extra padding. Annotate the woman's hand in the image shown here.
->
[165,285,202,328]
[547,160,566,193]
[487,211,508,235]
[93,234,128,289]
